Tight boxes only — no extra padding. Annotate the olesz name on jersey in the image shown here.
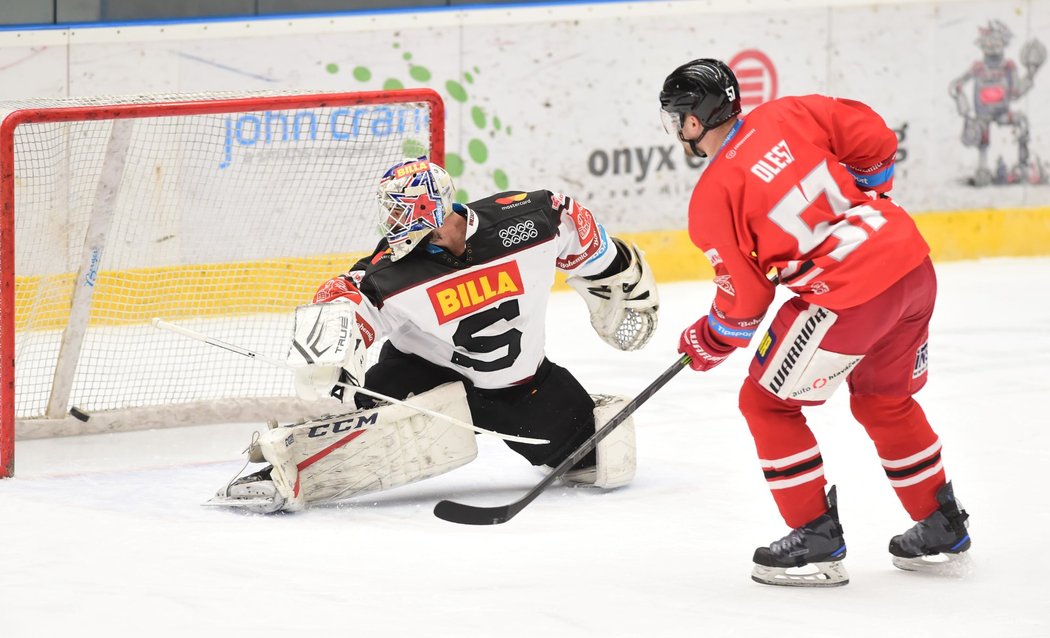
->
[751,140,794,183]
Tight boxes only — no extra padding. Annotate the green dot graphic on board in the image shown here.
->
[446,81,468,103]
[324,47,510,192]
[445,153,465,177]
[403,139,427,158]
[468,139,488,164]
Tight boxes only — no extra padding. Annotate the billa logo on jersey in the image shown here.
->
[394,160,429,179]
[428,261,525,324]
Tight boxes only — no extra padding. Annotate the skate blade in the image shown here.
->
[751,560,850,587]
[203,495,284,514]
[892,552,973,577]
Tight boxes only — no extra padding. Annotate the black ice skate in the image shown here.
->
[751,485,849,587]
[889,481,971,575]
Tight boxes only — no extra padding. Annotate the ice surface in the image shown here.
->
[2,257,1048,637]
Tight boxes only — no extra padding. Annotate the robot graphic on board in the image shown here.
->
[948,20,1047,186]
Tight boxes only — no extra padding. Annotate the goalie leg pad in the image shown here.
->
[258,381,477,507]
[564,394,636,489]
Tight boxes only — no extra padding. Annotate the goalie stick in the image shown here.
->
[433,354,691,525]
[151,318,549,446]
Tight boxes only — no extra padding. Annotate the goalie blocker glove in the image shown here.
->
[287,300,368,402]
[567,238,659,351]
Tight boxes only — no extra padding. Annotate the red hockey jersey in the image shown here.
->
[687,94,930,349]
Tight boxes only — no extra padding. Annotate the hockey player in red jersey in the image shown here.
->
[659,58,971,586]
[212,157,660,513]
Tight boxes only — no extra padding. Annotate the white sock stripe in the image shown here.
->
[766,467,825,490]
[880,439,942,469]
[759,445,821,469]
[887,462,943,488]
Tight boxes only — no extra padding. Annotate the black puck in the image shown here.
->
[69,406,90,422]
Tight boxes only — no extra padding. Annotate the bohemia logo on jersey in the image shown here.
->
[556,199,602,270]
[428,261,525,324]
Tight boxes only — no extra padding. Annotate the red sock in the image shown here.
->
[850,394,945,521]
[739,378,828,528]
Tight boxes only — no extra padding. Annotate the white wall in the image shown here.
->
[1,0,1048,232]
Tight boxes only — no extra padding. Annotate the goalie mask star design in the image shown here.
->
[377,157,456,261]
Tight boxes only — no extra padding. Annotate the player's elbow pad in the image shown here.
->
[566,239,659,351]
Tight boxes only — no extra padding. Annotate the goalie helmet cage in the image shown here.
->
[0,88,445,478]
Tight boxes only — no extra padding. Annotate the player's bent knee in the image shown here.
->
[564,394,636,489]
[849,393,917,428]
[258,381,477,509]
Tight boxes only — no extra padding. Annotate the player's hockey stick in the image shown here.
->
[433,353,691,525]
[151,318,549,445]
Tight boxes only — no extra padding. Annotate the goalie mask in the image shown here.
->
[377,157,456,261]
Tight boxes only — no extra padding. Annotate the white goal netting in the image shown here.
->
[0,89,443,443]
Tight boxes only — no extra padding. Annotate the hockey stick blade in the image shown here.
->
[433,354,691,525]
[433,500,521,526]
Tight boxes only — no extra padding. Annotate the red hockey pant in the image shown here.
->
[740,258,946,528]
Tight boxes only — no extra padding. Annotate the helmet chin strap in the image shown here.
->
[679,126,711,158]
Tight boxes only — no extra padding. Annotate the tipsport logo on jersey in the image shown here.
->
[427,262,525,324]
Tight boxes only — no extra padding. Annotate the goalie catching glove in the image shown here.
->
[287,300,368,402]
[567,238,659,351]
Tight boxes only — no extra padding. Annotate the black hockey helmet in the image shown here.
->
[659,58,741,134]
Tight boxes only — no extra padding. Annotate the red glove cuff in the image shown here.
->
[313,276,363,305]
[679,317,736,372]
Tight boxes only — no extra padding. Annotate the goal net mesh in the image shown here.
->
[1,90,442,438]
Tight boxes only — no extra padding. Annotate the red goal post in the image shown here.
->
[0,89,445,478]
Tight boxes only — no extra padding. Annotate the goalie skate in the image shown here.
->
[204,470,287,514]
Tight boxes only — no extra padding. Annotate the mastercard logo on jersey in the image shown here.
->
[428,261,525,324]
[495,192,529,207]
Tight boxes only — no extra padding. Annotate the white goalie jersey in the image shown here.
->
[313,190,622,389]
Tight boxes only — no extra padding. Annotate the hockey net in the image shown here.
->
[0,89,444,477]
